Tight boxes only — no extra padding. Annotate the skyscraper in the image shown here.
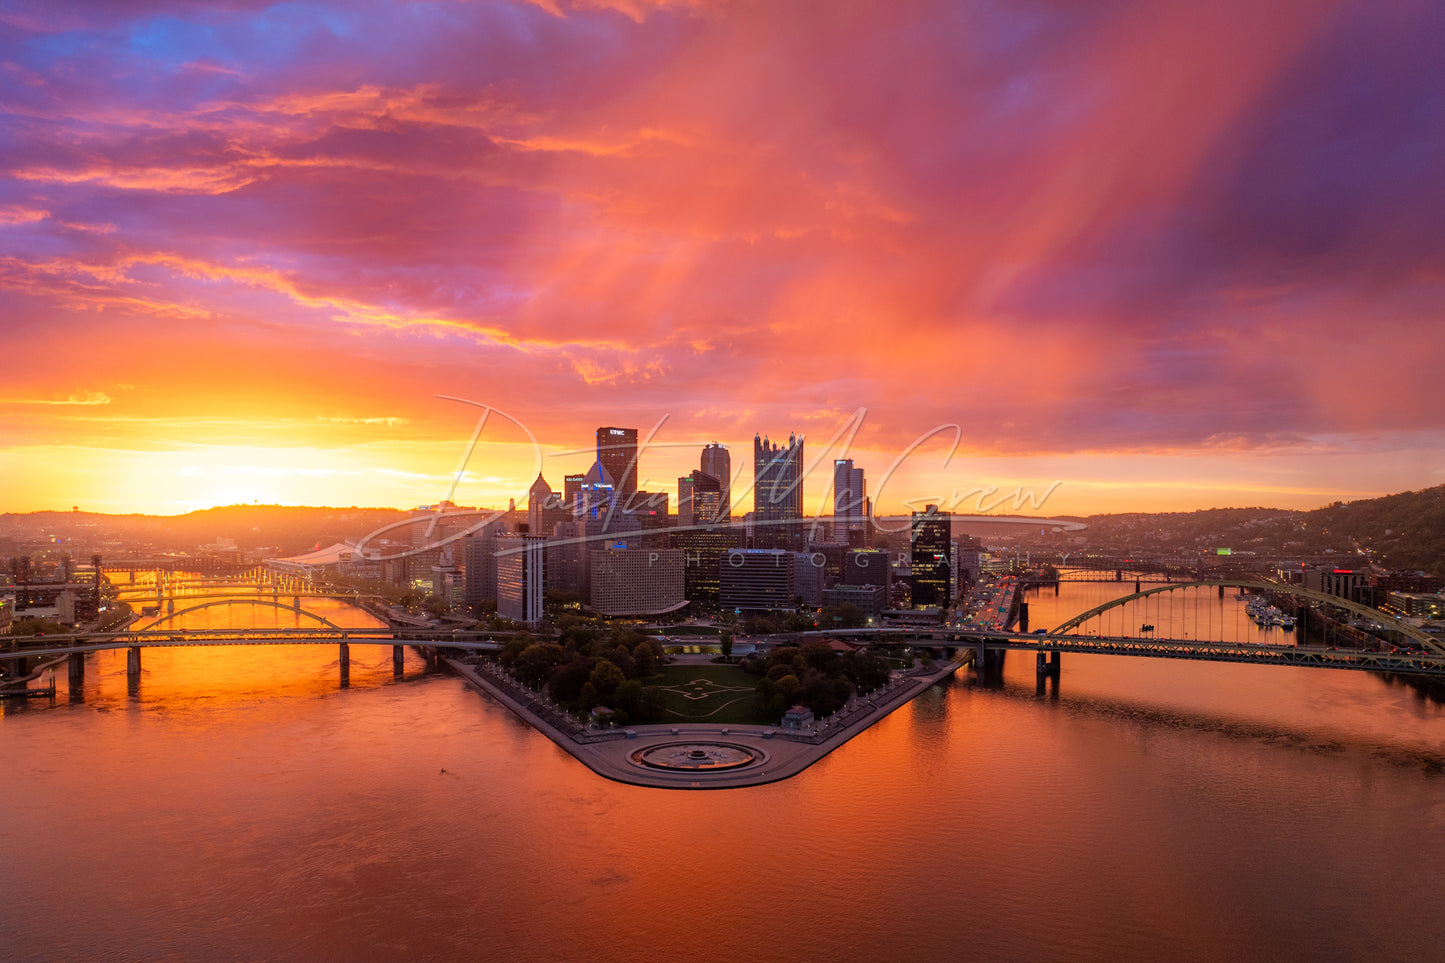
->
[496,533,546,627]
[563,473,585,517]
[910,504,952,608]
[527,473,568,538]
[753,432,804,549]
[578,459,615,523]
[833,458,868,543]
[596,426,638,497]
[701,442,731,520]
[677,469,723,528]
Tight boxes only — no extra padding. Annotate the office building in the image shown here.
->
[822,583,888,621]
[701,443,731,520]
[910,505,952,607]
[678,469,723,529]
[563,473,585,517]
[545,519,587,596]
[753,432,804,549]
[597,426,638,497]
[579,460,616,523]
[527,473,569,538]
[497,533,546,627]
[673,524,744,606]
[590,548,687,616]
[720,548,795,612]
[462,518,506,610]
[844,548,891,590]
[1306,566,1369,604]
[833,459,869,544]
[793,551,824,607]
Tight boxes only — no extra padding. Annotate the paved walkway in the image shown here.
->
[444,655,970,789]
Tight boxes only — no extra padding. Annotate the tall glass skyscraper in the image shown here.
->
[833,458,868,543]
[910,504,952,608]
[753,432,804,548]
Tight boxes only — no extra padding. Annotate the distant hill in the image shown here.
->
[1074,487,1445,576]
[1308,486,1445,574]
[0,505,418,556]
[6,486,1444,574]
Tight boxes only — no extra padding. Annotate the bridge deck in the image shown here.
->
[4,627,1442,676]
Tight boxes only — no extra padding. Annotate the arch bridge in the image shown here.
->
[1,625,522,694]
[796,579,1445,680]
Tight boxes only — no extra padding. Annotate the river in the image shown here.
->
[2,579,1442,961]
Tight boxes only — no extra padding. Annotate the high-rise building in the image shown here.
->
[701,443,731,520]
[590,548,687,616]
[462,518,506,611]
[527,473,568,538]
[627,489,672,549]
[677,469,723,529]
[753,432,804,549]
[673,524,745,607]
[719,548,795,613]
[579,460,616,523]
[597,426,638,497]
[545,519,587,596]
[496,533,546,627]
[563,473,585,517]
[844,548,891,590]
[793,551,824,607]
[910,505,952,608]
[832,459,869,544]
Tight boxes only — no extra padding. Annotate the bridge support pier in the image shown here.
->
[393,645,405,677]
[67,651,84,694]
[1018,601,1029,633]
[1219,583,1225,598]
[127,645,142,677]
[975,647,1005,685]
[339,642,350,687]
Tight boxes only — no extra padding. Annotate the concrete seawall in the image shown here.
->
[444,653,971,789]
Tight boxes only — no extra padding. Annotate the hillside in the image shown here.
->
[1309,487,1445,574]
[0,505,417,556]
[1073,487,1445,575]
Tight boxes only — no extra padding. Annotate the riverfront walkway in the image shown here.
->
[444,655,969,789]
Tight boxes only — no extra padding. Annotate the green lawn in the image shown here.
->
[647,663,772,725]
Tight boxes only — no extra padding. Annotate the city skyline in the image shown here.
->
[2,2,1443,516]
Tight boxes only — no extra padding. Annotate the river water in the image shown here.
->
[2,579,1443,961]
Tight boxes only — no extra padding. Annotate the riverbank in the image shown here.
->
[443,653,971,789]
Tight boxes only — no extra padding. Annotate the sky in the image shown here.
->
[1,0,1443,518]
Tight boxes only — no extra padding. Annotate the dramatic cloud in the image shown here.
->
[1,0,1442,513]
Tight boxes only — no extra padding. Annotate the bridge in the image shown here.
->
[6,579,1441,701]
[0,625,524,695]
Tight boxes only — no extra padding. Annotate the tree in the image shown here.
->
[784,611,814,632]
[588,660,625,701]
[549,657,596,706]
[601,645,636,679]
[514,643,569,688]
[631,641,657,678]
[774,673,802,707]
[720,631,734,660]
[612,678,649,722]
[819,603,867,628]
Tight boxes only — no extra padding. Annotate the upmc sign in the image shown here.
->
[609,429,625,435]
